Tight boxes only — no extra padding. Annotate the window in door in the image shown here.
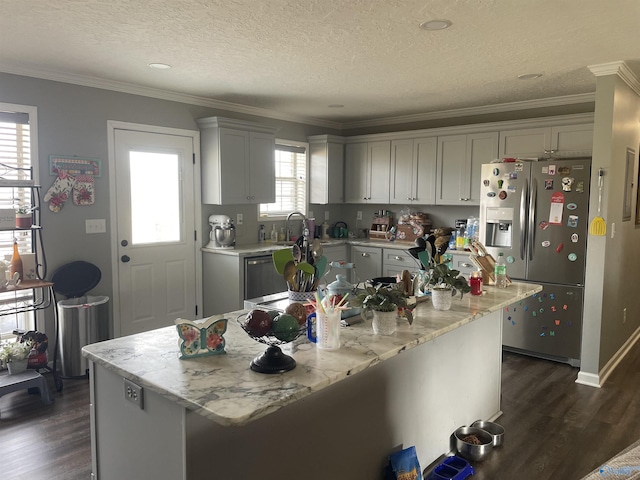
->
[0,106,36,340]
[259,141,307,218]
[129,150,181,244]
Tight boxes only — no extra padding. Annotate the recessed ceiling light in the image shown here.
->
[419,19,452,31]
[518,73,543,80]
[328,104,344,108]
[148,63,172,69]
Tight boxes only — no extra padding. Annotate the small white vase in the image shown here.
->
[372,310,397,335]
[431,288,454,311]
[7,358,28,375]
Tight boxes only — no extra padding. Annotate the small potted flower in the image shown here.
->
[15,205,35,229]
[350,283,412,335]
[0,339,34,374]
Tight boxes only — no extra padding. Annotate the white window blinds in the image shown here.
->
[259,142,307,218]
[0,109,34,339]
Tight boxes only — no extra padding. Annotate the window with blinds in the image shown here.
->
[0,109,35,339]
[259,141,307,218]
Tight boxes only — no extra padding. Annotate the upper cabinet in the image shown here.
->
[197,116,277,205]
[498,124,593,158]
[308,135,345,204]
[436,132,498,206]
[390,137,437,205]
[344,140,390,203]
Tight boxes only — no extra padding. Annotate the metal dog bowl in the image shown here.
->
[471,420,505,447]
[453,426,494,462]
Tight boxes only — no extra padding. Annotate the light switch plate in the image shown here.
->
[237,213,243,225]
[85,219,106,234]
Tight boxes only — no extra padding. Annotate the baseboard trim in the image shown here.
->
[576,325,640,388]
[575,371,601,388]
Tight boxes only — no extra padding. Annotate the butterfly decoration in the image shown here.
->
[175,316,228,359]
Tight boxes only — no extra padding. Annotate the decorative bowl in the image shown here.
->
[236,313,306,374]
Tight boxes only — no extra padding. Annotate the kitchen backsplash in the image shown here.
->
[203,202,479,247]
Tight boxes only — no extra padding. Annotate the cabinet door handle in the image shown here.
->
[361,253,370,258]
[395,256,402,261]
[460,262,474,268]
[121,255,131,263]
[460,198,470,201]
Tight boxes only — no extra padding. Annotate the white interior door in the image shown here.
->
[113,129,197,336]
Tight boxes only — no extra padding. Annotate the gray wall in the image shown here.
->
[0,72,334,337]
[582,73,640,378]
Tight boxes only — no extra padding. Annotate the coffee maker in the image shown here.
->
[206,215,236,249]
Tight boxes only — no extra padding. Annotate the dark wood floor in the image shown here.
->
[2,346,640,480]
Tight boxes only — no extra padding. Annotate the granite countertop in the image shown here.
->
[83,282,540,428]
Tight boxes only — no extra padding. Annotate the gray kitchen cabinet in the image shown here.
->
[390,137,437,205]
[344,141,390,203]
[308,135,345,204]
[436,132,498,206]
[350,245,382,284]
[197,116,277,205]
[498,124,593,158]
[203,253,243,315]
[382,248,420,277]
[321,244,349,265]
[447,252,477,278]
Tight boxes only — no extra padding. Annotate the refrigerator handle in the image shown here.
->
[520,180,528,260]
[528,178,537,261]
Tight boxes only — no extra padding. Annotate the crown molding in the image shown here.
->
[588,61,640,97]
[340,93,595,130]
[0,63,342,130]
[1,63,597,131]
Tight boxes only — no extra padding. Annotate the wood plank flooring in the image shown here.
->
[2,346,640,480]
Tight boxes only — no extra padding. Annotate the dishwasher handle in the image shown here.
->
[245,256,273,266]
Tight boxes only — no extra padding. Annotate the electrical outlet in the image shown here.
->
[324,211,330,221]
[124,378,144,409]
[356,211,362,221]
[236,213,243,225]
[308,210,314,219]
[623,307,627,324]
[85,219,106,234]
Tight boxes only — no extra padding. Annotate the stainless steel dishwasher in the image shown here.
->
[244,255,287,300]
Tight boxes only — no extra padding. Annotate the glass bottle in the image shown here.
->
[10,239,23,281]
[494,253,507,288]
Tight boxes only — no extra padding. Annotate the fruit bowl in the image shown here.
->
[237,312,306,374]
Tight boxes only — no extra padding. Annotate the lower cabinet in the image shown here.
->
[350,245,382,284]
[382,248,419,277]
[446,251,477,278]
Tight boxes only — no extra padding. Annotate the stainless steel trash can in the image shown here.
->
[57,295,109,377]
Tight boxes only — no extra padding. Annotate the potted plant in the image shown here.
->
[425,262,471,311]
[15,204,35,229]
[350,283,412,335]
[0,339,34,374]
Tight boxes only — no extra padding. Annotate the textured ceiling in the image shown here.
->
[1,0,640,126]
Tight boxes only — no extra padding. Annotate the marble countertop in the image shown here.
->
[82,282,541,427]
[202,238,475,257]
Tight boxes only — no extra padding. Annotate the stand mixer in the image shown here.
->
[206,215,236,249]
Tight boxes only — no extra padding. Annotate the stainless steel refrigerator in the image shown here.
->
[479,158,591,366]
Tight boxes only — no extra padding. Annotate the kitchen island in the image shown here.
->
[83,282,541,480]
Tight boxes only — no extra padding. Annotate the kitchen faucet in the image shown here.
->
[285,211,308,242]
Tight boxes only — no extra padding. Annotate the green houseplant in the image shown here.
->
[425,262,471,311]
[351,283,412,334]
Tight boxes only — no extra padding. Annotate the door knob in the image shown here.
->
[121,255,130,263]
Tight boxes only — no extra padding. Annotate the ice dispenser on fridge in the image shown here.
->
[484,207,513,248]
